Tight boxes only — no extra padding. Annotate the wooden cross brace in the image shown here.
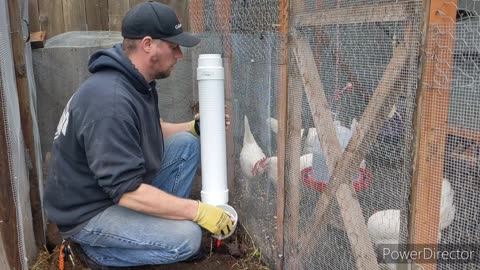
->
[289,24,415,269]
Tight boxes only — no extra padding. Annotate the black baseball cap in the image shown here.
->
[121,1,200,47]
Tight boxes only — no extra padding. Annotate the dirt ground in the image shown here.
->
[30,223,270,270]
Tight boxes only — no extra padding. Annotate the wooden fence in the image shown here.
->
[28,0,190,39]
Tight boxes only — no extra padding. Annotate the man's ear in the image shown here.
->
[140,36,154,53]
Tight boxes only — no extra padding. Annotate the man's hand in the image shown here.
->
[189,114,201,136]
[189,112,231,137]
[193,201,233,236]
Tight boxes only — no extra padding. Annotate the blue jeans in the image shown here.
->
[70,132,202,267]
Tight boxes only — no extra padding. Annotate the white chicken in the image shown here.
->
[309,118,364,182]
[439,178,456,231]
[240,115,267,179]
[263,153,313,185]
[268,117,279,135]
[304,128,318,154]
[269,117,358,150]
[268,117,312,138]
[267,117,317,152]
[265,118,365,188]
[334,118,358,148]
[367,178,456,269]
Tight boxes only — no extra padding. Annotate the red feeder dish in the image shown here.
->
[301,166,373,192]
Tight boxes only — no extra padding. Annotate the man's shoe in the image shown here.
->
[69,241,116,270]
[184,248,207,263]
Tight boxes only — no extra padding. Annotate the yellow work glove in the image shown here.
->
[193,201,233,236]
[189,114,200,137]
[189,112,231,137]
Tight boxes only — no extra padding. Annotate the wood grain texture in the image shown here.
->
[30,31,46,49]
[28,0,41,32]
[108,0,129,31]
[62,0,86,31]
[129,0,145,8]
[293,36,343,173]
[38,0,65,38]
[337,184,379,269]
[8,0,45,251]
[409,1,457,270]
[285,65,303,270]
[85,0,108,30]
[295,2,408,27]
[276,0,289,269]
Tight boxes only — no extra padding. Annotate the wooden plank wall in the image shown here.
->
[29,0,190,39]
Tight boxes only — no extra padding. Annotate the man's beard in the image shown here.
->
[151,55,173,80]
[155,70,171,80]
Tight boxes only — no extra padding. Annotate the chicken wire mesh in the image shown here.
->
[21,0,46,254]
[190,0,281,266]
[7,0,477,268]
[428,2,480,269]
[187,0,480,269]
[0,0,475,269]
[445,11,480,248]
[12,0,462,268]
[286,1,422,269]
[0,0,32,268]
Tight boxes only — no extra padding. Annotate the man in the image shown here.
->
[43,2,233,268]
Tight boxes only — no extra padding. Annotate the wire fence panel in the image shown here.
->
[22,0,46,254]
[430,3,480,269]
[187,0,480,269]
[190,0,281,265]
[287,1,421,269]
[0,0,35,268]
[445,15,480,247]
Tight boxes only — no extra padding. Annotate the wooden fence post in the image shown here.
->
[276,0,289,269]
[409,1,457,269]
[213,0,234,212]
[8,0,45,249]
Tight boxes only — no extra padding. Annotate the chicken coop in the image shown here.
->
[0,0,479,269]
[188,0,480,269]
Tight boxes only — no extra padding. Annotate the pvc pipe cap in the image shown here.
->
[198,54,223,68]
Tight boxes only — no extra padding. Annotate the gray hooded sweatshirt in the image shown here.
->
[43,44,164,237]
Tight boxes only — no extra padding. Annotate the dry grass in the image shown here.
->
[31,247,53,270]
[31,245,87,270]
[226,223,270,270]
[30,222,270,270]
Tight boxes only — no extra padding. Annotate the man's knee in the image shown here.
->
[179,132,200,149]
[178,222,202,259]
[169,132,199,150]
[170,132,200,161]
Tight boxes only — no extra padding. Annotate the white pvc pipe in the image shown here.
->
[197,54,228,206]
